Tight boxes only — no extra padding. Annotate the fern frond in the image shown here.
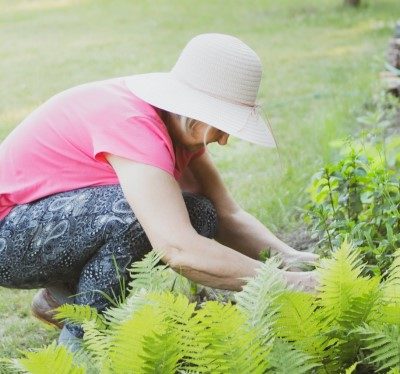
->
[80,320,112,373]
[54,304,106,330]
[107,292,197,373]
[70,346,102,374]
[128,250,194,298]
[104,284,194,328]
[365,249,400,325]
[108,303,166,372]
[381,249,400,304]
[103,288,151,326]
[169,272,193,296]
[188,301,268,374]
[127,249,174,293]
[12,342,85,374]
[339,277,381,328]
[267,339,320,374]
[142,292,198,373]
[140,330,181,374]
[317,241,381,327]
[145,292,197,335]
[357,324,400,372]
[274,291,334,361]
[235,257,286,345]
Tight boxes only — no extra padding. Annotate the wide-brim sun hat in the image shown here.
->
[125,33,276,148]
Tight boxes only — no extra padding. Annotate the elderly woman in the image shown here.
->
[0,33,318,347]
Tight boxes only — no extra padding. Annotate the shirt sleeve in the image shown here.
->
[91,116,176,177]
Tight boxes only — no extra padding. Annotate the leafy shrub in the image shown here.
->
[304,139,400,276]
[6,244,400,373]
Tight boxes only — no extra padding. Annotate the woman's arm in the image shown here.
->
[105,153,263,291]
[188,152,318,264]
[214,209,298,259]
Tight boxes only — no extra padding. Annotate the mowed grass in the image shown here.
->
[0,0,399,360]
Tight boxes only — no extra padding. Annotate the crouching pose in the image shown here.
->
[0,33,318,348]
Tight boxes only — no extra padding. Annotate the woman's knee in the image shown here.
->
[182,192,218,239]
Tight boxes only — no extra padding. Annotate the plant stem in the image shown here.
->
[352,155,359,223]
[320,207,334,252]
[325,168,336,216]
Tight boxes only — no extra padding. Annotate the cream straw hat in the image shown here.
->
[125,33,276,147]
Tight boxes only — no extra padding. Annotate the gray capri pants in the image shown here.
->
[0,184,218,338]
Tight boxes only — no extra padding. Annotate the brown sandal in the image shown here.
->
[31,288,64,329]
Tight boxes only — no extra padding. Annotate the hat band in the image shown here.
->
[235,104,262,134]
[170,70,257,109]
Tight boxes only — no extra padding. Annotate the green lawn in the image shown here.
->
[0,0,399,361]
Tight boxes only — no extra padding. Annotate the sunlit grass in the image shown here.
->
[1,0,87,13]
[0,0,399,359]
[0,289,58,359]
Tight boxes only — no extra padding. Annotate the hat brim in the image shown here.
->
[124,73,276,148]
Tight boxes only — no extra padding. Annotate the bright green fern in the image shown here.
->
[11,342,84,374]
[11,246,400,373]
[357,324,400,372]
[235,257,286,346]
[267,339,320,374]
[55,304,106,330]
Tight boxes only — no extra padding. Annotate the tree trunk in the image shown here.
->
[344,0,360,6]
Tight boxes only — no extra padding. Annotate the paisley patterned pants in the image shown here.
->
[0,184,218,337]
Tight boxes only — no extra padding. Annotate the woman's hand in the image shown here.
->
[276,251,320,271]
[283,270,320,294]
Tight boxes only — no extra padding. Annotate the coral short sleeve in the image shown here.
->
[92,116,175,177]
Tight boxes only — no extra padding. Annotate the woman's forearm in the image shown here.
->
[215,209,296,259]
[161,235,263,291]
[161,234,318,293]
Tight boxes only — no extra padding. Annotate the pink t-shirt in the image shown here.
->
[0,77,205,220]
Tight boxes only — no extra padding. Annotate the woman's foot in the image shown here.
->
[31,288,63,329]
